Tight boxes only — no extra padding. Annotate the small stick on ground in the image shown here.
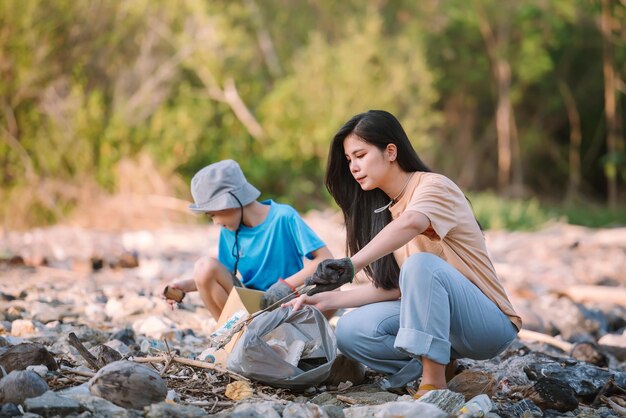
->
[67,332,101,371]
[593,378,614,406]
[132,355,250,382]
[60,366,96,378]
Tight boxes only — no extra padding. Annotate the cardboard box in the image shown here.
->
[212,287,264,365]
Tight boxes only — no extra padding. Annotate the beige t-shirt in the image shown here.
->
[389,172,522,330]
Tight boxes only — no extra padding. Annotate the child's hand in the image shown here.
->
[260,279,294,310]
[162,283,186,310]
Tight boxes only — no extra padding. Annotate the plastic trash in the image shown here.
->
[456,394,492,417]
[227,306,337,389]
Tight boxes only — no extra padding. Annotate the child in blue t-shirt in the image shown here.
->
[164,159,332,320]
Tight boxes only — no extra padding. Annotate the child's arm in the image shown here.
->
[283,246,333,288]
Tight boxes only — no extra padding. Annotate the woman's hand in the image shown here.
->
[282,292,333,312]
[305,257,355,295]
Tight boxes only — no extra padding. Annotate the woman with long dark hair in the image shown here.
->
[285,110,521,396]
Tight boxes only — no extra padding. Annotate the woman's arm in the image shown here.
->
[283,246,333,288]
[351,210,430,272]
[285,281,400,311]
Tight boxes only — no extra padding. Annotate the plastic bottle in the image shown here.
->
[456,394,492,417]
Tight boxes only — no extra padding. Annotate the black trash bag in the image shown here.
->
[227,306,337,389]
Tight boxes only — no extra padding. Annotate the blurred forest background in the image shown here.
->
[1,0,626,230]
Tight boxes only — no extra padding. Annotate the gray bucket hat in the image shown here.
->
[189,160,261,213]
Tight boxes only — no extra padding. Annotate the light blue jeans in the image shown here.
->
[336,253,517,389]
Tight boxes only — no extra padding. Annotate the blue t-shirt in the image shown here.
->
[218,200,325,291]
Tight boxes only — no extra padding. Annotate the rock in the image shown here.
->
[324,354,366,386]
[63,394,137,418]
[117,251,139,269]
[105,339,131,356]
[72,325,109,345]
[523,360,613,397]
[416,389,465,414]
[337,391,398,406]
[0,370,48,404]
[533,296,605,341]
[225,380,254,400]
[0,343,57,372]
[343,401,448,418]
[145,402,207,418]
[23,391,81,417]
[29,302,70,323]
[0,336,8,347]
[132,316,177,340]
[283,403,329,418]
[499,399,543,417]
[0,403,21,417]
[519,377,578,412]
[447,371,497,401]
[89,344,122,366]
[59,382,90,396]
[10,319,40,337]
[224,401,284,418]
[88,360,167,409]
[310,392,343,407]
[322,405,345,418]
[84,303,107,321]
[570,341,608,367]
[25,365,48,377]
[111,328,136,345]
[106,296,154,320]
[5,306,24,322]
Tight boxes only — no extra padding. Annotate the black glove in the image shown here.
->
[260,280,295,310]
[305,258,354,296]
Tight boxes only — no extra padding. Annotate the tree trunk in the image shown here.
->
[558,81,582,201]
[494,59,513,192]
[601,0,619,208]
[477,11,515,193]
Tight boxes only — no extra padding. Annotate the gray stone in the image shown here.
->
[0,370,48,404]
[0,403,21,417]
[322,405,345,418]
[343,401,448,418]
[104,339,130,356]
[524,360,614,396]
[282,403,329,418]
[337,391,398,406]
[310,392,342,407]
[145,401,207,418]
[10,320,41,337]
[24,390,81,417]
[221,401,283,418]
[417,389,465,414]
[499,399,543,417]
[66,394,136,418]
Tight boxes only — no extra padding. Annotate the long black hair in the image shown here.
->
[326,110,432,290]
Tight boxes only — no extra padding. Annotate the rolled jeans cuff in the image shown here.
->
[394,327,451,365]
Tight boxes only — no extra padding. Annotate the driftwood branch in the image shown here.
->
[60,366,96,378]
[518,329,573,352]
[132,355,250,382]
[556,285,626,307]
[67,332,101,371]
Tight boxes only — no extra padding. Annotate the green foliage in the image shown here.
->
[0,0,625,228]
[469,192,558,231]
